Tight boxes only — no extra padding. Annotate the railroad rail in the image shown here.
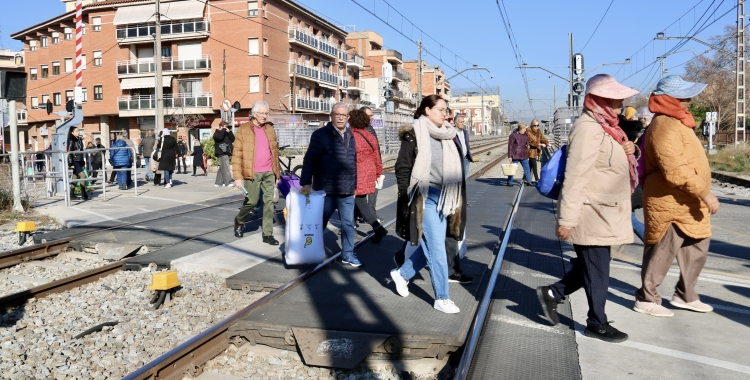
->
[712,170,750,188]
[123,219,397,380]
[469,153,509,179]
[384,137,508,173]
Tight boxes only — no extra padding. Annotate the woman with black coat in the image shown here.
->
[191,140,207,176]
[157,129,178,187]
[67,127,88,200]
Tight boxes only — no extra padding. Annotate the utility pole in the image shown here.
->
[9,100,22,212]
[553,85,556,110]
[154,0,164,133]
[569,33,574,108]
[222,49,227,98]
[480,87,485,135]
[417,40,423,102]
[736,0,747,144]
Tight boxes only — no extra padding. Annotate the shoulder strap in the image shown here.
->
[353,129,376,151]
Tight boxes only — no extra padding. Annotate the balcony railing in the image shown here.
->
[339,51,348,61]
[291,95,336,112]
[321,98,336,113]
[116,55,211,75]
[288,27,339,58]
[320,71,338,86]
[394,67,411,81]
[347,54,364,67]
[289,62,319,80]
[116,19,209,40]
[347,79,363,90]
[339,78,349,88]
[118,93,213,111]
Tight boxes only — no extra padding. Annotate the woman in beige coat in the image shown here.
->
[536,74,639,344]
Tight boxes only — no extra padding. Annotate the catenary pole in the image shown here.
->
[417,40,422,102]
[736,0,746,144]
[155,0,164,133]
[569,33,574,108]
[9,100,22,212]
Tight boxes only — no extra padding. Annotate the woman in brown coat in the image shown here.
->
[634,75,719,318]
[526,119,549,182]
[536,74,639,344]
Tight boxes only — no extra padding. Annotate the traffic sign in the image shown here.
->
[221,99,232,112]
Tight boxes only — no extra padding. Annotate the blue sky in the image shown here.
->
[0,0,737,121]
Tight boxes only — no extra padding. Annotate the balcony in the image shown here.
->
[319,71,339,88]
[290,96,335,113]
[116,19,209,43]
[393,67,411,82]
[339,51,348,62]
[118,93,213,117]
[371,49,402,63]
[289,62,319,81]
[346,53,365,69]
[288,27,339,59]
[347,79,363,92]
[321,98,336,113]
[116,55,211,76]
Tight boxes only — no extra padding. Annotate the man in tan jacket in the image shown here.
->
[634,76,719,317]
[232,101,281,245]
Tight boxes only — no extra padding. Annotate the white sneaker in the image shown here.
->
[434,299,460,314]
[165,183,172,188]
[390,269,409,297]
[214,184,220,187]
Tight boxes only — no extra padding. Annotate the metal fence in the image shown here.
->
[552,107,583,147]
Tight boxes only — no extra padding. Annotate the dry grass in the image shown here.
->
[709,145,750,174]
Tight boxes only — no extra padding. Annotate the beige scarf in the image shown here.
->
[408,115,462,216]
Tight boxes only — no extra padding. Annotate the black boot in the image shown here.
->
[371,223,388,243]
[234,219,244,238]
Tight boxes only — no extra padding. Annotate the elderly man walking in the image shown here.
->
[232,101,281,245]
[301,103,360,267]
[634,75,719,317]
[453,114,473,179]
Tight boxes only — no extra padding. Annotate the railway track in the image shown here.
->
[383,136,509,173]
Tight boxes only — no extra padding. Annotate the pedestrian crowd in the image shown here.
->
[536,73,719,344]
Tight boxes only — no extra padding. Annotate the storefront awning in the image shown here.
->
[120,76,172,90]
[113,0,206,25]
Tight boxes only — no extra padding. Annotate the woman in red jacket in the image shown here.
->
[350,109,388,243]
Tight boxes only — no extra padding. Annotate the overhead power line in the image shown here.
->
[580,0,615,53]
[494,0,535,117]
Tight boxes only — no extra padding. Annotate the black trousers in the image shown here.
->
[177,157,187,173]
[529,158,540,182]
[193,165,207,175]
[354,195,378,225]
[550,245,611,327]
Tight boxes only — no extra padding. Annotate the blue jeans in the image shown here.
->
[143,157,151,179]
[632,212,645,243]
[163,170,172,185]
[323,195,356,260]
[399,187,450,300]
[508,159,532,184]
[115,166,128,187]
[463,158,470,180]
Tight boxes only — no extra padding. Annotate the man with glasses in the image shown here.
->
[301,103,360,267]
[232,101,281,245]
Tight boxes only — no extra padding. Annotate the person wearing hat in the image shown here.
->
[634,75,719,317]
[536,74,639,344]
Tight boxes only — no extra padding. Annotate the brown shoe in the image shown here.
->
[670,295,713,313]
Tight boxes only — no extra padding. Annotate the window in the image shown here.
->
[42,95,49,105]
[64,58,73,73]
[66,90,74,103]
[41,65,48,78]
[249,75,259,93]
[81,54,86,69]
[264,75,269,93]
[52,32,60,44]
[31,97,39,109]
[30,68,37,81]
[52,62,60,76]
[94,85,103,100]
[262,2,267,18]
[82,87,88,102]
[248,1,258,17]
[93,17,101,31]
[263,38,268,56]
[53,93,61,106]
[248,38,258,55]
[64,28,73,40]
[93,50,102,66]
[162,46,171,58]
[29,41,37,51]
[41,36,48,48]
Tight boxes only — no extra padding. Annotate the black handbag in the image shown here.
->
[152,137,164,162]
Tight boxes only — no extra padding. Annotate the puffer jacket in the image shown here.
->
[231,121,280,181]
[643,114,711,244]
[110,139,132,167]
[527,127,549,159]
[507,130,529,160]
[395,124,467,246]
[352,128,382,196]
[557,111,633,246]
[300,122,357,195]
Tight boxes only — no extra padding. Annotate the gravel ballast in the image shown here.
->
[0,271,264,379]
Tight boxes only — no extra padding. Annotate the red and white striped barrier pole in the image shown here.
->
[74,0,83,104]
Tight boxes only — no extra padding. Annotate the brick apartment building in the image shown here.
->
[403,60,450,100]
[11,0,368,148]
[346,31,417,114]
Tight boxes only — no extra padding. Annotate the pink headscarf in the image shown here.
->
[583,94,638,193]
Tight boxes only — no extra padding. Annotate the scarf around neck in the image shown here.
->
[648,94,696,128]
[408,115,462,216]
[583,94,639,193]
